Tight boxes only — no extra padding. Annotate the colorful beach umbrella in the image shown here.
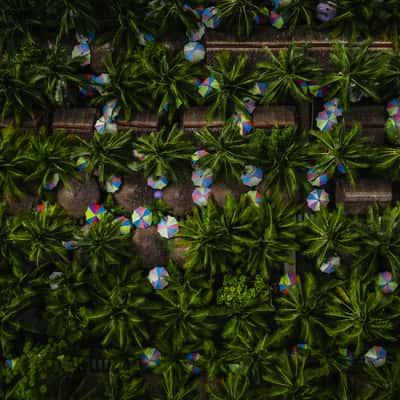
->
[307,167,329,187]
[279,273,298,294]
[187,23,206,42]
[202,6,221,29]
[147,176,169,190]
[243,97,257,114]
[234,113,253,136]
[295,79,308,93]
[270,11,284,29]
[85,204,107,224]
[44,173,60,191]
[140,348,161,368]
[5,359,16,369]
[157,215,179,239]
[241,165,263,187]
[273,0,293,6]
[324,98,343,117]
[198,77,220,98]
[254,13,267,25]
[95,116,117,134]
[132,207,153,229]
[49,271,63,290]
[387,98,400,117]
[102,99,121,121]
[76,156,88,171]
[192,187,212,206]
[75,31,95,44]
[309,81,329,98]
[316,110,337,131]
[251,81,268,96]
[378,271,398,294]
[307,189,329,211]
[365,346,387,368]
[247,190,262,206]
[115,216,132,235]
[192,149,209,168]
[105,175,122,193]
[185,353,201,375]
[320,256,340,274]
[192,168,213,187]
[184,42,205,63]
[148,266,169,290]
[72,42,90,65]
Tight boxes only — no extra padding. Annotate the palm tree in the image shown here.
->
[133,125,195,181]
[271,273,332,347]
[257,43,321,104]
[309,122,371,186]
[195,120,255,182]
[82,264,151,349]
[205,52,259,120]
[274,0,315,35]
[207,372,254,400]
[302,205,361,268]
[324,273,400,355]
[215,273,273,340]
[356,204,400,277]
[78,215,133,274]
[322,41,385,110]
[9,202,75,266]
[155,369,200,400]
[132,43,202,121]
[250,125,310,199]
[376,146,400,182]
[74,130,134,188]
[216,0,269,38]
[380,50,400,100]
[24,128,80,194]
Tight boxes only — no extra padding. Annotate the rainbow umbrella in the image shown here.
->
[62,240,78,251]
[49,271,63,290]
[157,215,179,239]
[309,81,329,98]
[316,110,337,131]
[85,204,107,224]
[279,273,297,294]
[307,167,329,187]
[115,216,132,235]
[192,187,212,206]
[102,99,121,120]
[72,42,90,65]
[105,175,122,193]
[192,149,209,168]
[243,97,257,114]
[132,207,153,229]
[254,13,268,25]
[148,266,169,289]
[202,6,221,29]
[198,77,220,98]
[44,173,60,191]
[307,189,329,212]
[187,23,206,42]
[185,353,201,375]
[295,79,308,94]
[192,168,213,187]
[324,98,343,117]
[76,156,88,171]
[95,116,117,134]
[378,271,398,294]
[247,190,262,206]
[320,256,340,274]
[140,348,161,368]
[234,113,253,136]
[5,359,16,369]
[184,42,205,63]
[387,98,400,117]
[251,81,268,96]
[270,11,284,29]
[365,346,387,368]
[147,176,169,190]
[75,31,95,43]
[241,165,263,187]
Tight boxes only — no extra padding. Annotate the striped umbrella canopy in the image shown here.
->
[306,189,329,212]
[364,346,387,368]
[241,165,263,187]
[192,168,213,187]
[140,348,161,368]
[192,149,209,168]
[378,271,398,294]
[279,273,297,294]
[316,110,337,131]
[147,176,169,190]
[44,173,60,191]
[148,266,169,289]
[184,42,206,63]
[202,6,221,29]
[247,190,262,206]
[132,207,153,229]
[85,204,107,224]
[387,98,400,117]
[320,256,340,274]
[307,167,329,187]
[105,175,122,193]
[234,113,253,136]
[157,216,179,239]
[115,216,132,235]
[198,77,220,98]
[192,187,212,206]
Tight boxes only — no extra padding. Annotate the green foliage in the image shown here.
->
[302,205,361,267]
[196,120,255,181]
[155,369,200,400]
[376,146,400,182]
[275,0,315,36]
[133,125,194,181]
[207,372,253,400]
[310,122,371,186]
[257,43,321,104]
[205,52,259,120]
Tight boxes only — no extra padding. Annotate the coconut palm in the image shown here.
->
[250,125,310,198]
[324,273,400,355]
[376,146,400,182]
[196,120,255,182]
[133,125,195,181]
[132,43,202,121]
[302,205,361,268]
[74,130,134,188]
[356,204,400,278]
[205,52,259,120]
[309,122,371,186]
[78,215,133,274]
[207,372,254,400]
[271,273,333,347]
[380,51,400,100]
[217,0,269,38]
[9,202,75,266]
[155,369,200,400]
[257,43,321,104]
[82,264,151,349]
[24,128,80,194]
[322,41,385,110]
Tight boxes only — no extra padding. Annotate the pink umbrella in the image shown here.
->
[192,187,212,206]
[192,169,213,187]
[306,189,329,212]
[157,216,179,239]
